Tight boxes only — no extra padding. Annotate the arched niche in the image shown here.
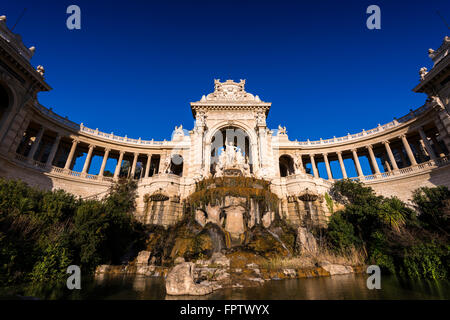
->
[170,154,183,176]
[209,125,253,175]
[279,154,295,177]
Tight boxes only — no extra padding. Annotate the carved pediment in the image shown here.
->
[198,79,263,103]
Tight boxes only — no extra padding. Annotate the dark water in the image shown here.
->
[3,274,450,300]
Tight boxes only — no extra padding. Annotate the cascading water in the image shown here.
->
[266,229,291,256]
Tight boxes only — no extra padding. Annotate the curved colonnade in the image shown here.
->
[1,17,449,227]
[0,95,449,226]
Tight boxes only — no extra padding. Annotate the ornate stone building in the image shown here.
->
[0,17,449,226]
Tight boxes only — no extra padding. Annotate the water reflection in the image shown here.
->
[2,274,449,300]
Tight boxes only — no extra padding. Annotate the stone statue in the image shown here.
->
[294,156,302,173]
[214,141,250,177]
[162,156,172,174]
[36,65,45,77]
[419,67,428,80]
[174,124,184,135]
[278,125,287,135]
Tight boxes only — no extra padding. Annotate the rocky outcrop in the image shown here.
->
[211,252,230,267]
[174,257,185,265]
[135,250,151,265]
[165,262,213,296]
[296,227,318,254]
[318,261,353,275]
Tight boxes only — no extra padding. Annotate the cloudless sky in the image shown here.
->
[3,0,449,143]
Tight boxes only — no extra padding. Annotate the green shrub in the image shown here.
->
[412,186,450,232]
[402,242,449,280]
[327,179,450,280]
[0,178,145,285]
[326,212,360,253]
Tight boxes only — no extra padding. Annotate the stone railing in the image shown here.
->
[34,102,173,146]
[0,20,34,61]
[34,103,80,130]
[288,103,431,147]
[353,156,449,183]
[282,155,449,185]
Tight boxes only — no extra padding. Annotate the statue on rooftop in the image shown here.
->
[419,67,428,80]
[278,125,287,135]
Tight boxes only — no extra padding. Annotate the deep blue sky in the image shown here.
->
[3,0,449,143]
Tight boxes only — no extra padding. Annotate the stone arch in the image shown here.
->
[279,154,295,177]
[170,153,183,176]
[206,122,256,174]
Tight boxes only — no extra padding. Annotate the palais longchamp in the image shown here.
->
[0,17,449,230]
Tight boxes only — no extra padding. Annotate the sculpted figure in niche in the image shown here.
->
[162,156,172,174]
[294,156,303,174]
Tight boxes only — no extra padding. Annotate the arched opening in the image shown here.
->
[279,155,295,177]
[170,154,183,176]
[210,125,252,175]
[0,84,11,126]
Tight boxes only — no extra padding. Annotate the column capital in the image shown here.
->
[351,148,358,153]
[322,152,328,156]
[72,138,80,144]
[309,153,315,157]
[133,152,139,156]
[366,144,373,150]
[382,140,390,145]
[336,151,342,155]
[119,150,125,155]
[104,147,111,153]
[398,133,406,139]
[88,144,95,150]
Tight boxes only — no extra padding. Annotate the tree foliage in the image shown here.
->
[0,178,145,285]
[326,179,450,280]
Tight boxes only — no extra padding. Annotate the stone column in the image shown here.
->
[45,133,61,168]
[98,148,111,177]
[381,154,392,172]
[130,152,139,178]
[251,142,260,173]
[351,149,363,177]
[64,139,79,170]
[418,127,437,160]
[114,151,125,179]
[337,151,347,178]
[383,140,399,170]
[145,154,152,178]
[310,154,319,178]
[258,126,266,168]
[366,145,380,174]
[400,134,417,166]
[431,136,444,157]
[27,126,44,161]
[82,144,95,174]
[323,153,333,180]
